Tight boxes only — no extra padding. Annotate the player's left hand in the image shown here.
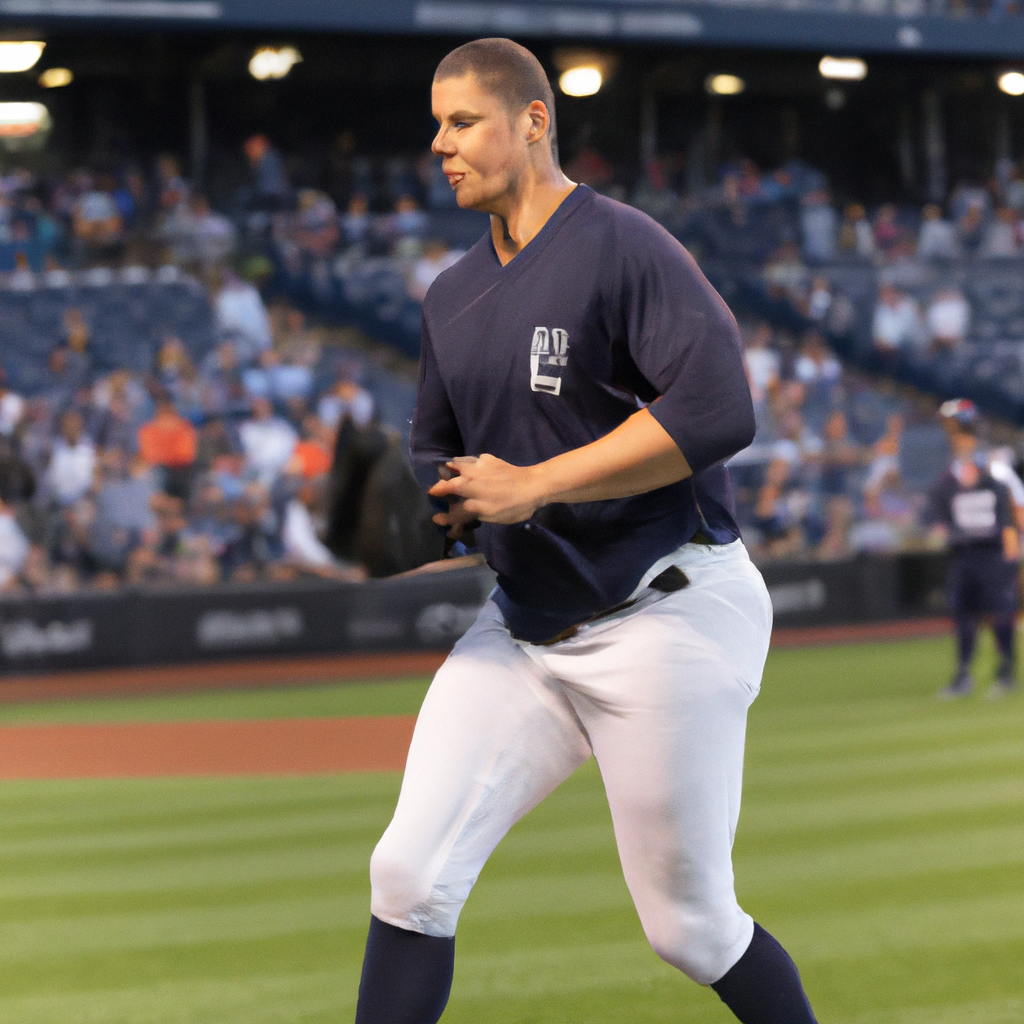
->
[429,455,545,526]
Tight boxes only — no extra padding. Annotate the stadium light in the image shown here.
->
[38,67,72,89]
[559,66,602,98]
[0,41,45,74]
[819,56,867,81]
[0,102,50,138]
[705,74,745,96]
[998,71,1024,96]
[248,46,302,81]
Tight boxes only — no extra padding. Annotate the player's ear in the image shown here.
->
[523,101,550,146]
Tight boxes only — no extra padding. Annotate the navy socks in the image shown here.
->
[354,916,455,1024]
[955,614,979,669]
[993,614,1015,668]
[710,923,817,1024]
[354,917,814,1024]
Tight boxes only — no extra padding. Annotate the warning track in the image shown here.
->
[0,716,417,779]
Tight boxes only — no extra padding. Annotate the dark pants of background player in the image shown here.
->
[947,547,1020,674]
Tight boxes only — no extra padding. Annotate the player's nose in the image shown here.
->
[431,128,454,156]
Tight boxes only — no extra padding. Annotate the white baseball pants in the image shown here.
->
[370,539,773,985]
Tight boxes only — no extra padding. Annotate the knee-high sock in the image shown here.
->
[993,614,1015,668]
[955,615,978,669]
[710,923,817,1024]
[354,916,455,1024]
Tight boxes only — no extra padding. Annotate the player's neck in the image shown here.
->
[489,168,576,267]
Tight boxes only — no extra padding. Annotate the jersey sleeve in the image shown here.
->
[616,222,755,475]
[409,312,466,494]
[922,479,948,527]
[995,479,1014,530]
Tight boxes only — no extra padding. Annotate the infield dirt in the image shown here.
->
[0,716,416,779]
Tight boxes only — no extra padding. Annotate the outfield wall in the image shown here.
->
[0,552,948,675]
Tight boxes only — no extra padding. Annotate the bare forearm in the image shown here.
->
[532,408,691,505]
[429,408,692,527]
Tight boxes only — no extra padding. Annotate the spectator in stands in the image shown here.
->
[794,331,841,389]
[295,189,340,260]
[72,174,124,258]
[318,374,375,431]
[92,453,156,571]
[282,477,363,578]
[742,321,780,408]
[1003,163,1024,212]
[156,338,201,413]
[751,457,810,560]
[242,348,314,407]
[852,460,920,553]
[155,154,189,218]
[0,373,25,437]
[872,284,923,355]
[219,481,282,580]
[45,411,96,508]
[979,206,1021,257]
[59,307,93,381]
[917,204,961,261]
[137,395,198,499]
[763,241,808,304]
[90,370,145,454]
[381,194,428,257]
[873,203,901,256]
[239,396,298,485]
[0,435,34,506]
[200,341,248,416]
[817,491,854,560]
[806,276,832,323]
[925,287,971,351]
[957,204,986,254]
[819,409,861,498]
[950,180,991,226]
[243,134,291,213]
[839,203,875,258]
[407,239,465,302]
[212,269,273,362]
[771,407,824,471]
[161,195,235,266]
[0,495,30,590]
[286,414,334,479]
[341,192,372,250]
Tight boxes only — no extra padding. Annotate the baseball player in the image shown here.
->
[927,399,1019,699]
[354,38,817,1024]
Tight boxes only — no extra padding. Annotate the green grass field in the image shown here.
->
[2,633,1024,1023]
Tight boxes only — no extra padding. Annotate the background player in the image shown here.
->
[927,399,1019,699]
[354,38,818,1024]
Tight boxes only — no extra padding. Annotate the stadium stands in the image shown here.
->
[4,137,1024,599]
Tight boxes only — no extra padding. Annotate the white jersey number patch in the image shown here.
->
[952,489,997,533]
[530,327,570,396]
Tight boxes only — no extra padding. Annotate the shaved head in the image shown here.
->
[434,38,558,159]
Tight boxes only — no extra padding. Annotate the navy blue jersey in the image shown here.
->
[410,185,754,642]
[925,465,1013,550]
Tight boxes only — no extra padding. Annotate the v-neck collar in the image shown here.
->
[487,184,591,275]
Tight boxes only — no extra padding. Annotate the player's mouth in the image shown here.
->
[445,171,465,188]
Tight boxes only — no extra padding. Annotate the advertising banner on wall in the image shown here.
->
[0,553,947,676]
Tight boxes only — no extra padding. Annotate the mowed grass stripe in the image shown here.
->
[0,773,401,830]
[1,635,1023,1023]
[0,971,353,1024]
[0,678,433,725]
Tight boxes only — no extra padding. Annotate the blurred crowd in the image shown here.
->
[6,130,1024,595]
[734,316,1024,561]
[0,295,443,595]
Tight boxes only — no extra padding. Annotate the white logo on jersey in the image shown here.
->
[952,489,997,533]
[530,326,569,395]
